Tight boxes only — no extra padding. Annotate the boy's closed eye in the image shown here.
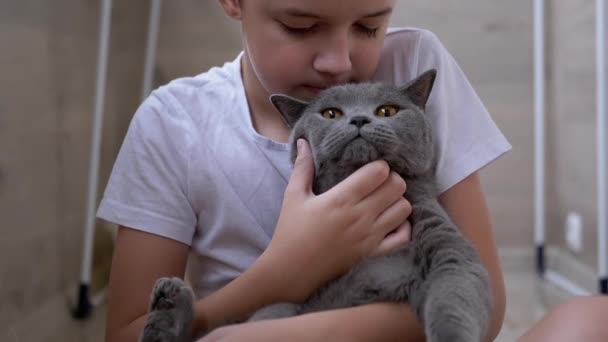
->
[273,5,389,39]
[278,21,380,38]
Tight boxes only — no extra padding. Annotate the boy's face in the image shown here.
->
[221,0,395,101]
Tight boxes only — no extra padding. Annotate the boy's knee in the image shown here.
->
[553,296,608,317]
[547,296,608,332]
[520,296,608,342]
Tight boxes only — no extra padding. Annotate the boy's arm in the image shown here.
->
[105,226,300,342]
[294,303,425,342]
[200,303,424,342]
[105,227,191,342]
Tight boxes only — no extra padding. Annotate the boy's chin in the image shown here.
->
[273,85,323,101]
[294,86,324,100]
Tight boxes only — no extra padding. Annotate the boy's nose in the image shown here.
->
[313,32,352,77]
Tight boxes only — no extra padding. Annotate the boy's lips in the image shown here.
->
[303,85,327,95]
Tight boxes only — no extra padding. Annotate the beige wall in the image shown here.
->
[0,1,147,339]
[546,0,606,269]
[155,2,241,83]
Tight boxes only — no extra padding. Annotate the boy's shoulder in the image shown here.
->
[374,27,448,85]
[384,27,444,56]
[152,54,244,115]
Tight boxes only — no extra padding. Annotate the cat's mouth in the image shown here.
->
[349,130,378,148]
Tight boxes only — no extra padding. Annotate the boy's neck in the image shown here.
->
[241,54,291,143]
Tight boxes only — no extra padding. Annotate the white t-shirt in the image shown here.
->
[97,27,511,298]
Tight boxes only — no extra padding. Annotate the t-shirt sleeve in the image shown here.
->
[412,29,512,193]
[97,92,197,245]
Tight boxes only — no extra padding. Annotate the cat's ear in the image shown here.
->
[400,69,436,111]
[270,94,309,128]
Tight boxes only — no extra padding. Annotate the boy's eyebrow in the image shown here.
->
[283,7,393,19]
[361,7,393,18]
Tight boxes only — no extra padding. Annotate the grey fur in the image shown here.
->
[140,69,493,342]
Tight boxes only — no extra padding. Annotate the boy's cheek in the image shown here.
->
[256,52,313,87]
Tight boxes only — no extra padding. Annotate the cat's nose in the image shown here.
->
[350,116,371,128]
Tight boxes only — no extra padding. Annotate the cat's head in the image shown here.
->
[271,69,436,177]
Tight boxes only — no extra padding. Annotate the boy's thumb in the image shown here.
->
[288,139,314,195]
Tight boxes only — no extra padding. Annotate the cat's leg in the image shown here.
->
[139,277,194,342]
[407,204,493,342]
[420,264,491,342]
[247,303,300,321]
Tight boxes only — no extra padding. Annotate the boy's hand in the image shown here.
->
[370,220,412,257]
[263,139,412,302]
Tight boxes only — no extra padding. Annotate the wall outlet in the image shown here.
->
[565,212,583,253]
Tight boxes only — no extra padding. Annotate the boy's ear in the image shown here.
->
[270,94,309,128]
[400,69,437,111]
[218,0,242,19]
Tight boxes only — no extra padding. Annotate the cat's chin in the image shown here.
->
[339,137,380,166]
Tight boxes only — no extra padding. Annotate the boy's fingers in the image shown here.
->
[286,139,315,196]
[359,172,407,214]
[325,160,390,205]
[370,221,412,257]
[374,197,412,235]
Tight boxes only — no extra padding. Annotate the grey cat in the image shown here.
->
[140,70,493,342]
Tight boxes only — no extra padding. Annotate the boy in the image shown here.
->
[100,0,510,340]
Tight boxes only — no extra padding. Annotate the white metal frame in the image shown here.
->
[75,0,163,318]
[597,0,608,294]
[142,0,163,100]
[534,0,607,295]
[533,0,546,276]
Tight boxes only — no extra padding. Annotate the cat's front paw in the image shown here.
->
[148,277,193,311]
[248,303,299,321]
[139,277,194,342]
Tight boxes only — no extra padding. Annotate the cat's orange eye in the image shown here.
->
[375,105,399,117]
[321,108,344,119]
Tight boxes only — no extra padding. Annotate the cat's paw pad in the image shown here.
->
[149,277,193,312]
[140,278,194,342]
